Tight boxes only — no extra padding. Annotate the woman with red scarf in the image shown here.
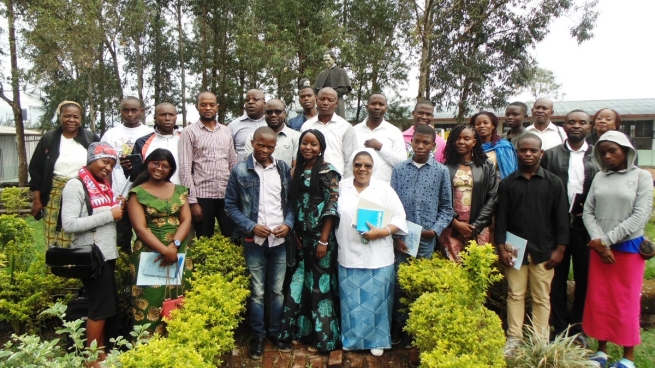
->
[61,142,125,368]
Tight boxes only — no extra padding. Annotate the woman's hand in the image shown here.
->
[155,244,179,266]
[598,248,615,264]
[452,219,474,239]
[111,204,124,220]
[362,222,388,241]
[116,195,126,209]
[316,243,327,259]
[31,199,43,219]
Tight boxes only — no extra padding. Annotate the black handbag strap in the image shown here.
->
[55,178,94,232]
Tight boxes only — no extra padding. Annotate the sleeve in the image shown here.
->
[292,134,299,162]
[224,168,257,234]
[434,138,446,163]
[387,186,408,236]
[318,168,341,224]
[61,180,114,234]
[28,135,47,191]
[582,179,603,240]
[552,176,570,246]
[342,125,357,171]
[472,162,499,231]
[282,165,295,228]
[228,131,238,171]
[376,129,408,168]
[494,179,509,245]
[178,129,197,204]
[603,171,653,245]
[431,167,454,235]
[244,132,254,156]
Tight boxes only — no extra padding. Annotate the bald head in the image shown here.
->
[197,91,217,104]
[264,99,287,131]
[317,88,338,118]
[531,98,554,127]
[245,89,265,119]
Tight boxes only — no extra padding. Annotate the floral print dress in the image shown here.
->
[278,163,341,352]
[129,185,192,335]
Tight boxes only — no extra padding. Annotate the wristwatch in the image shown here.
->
[172,240,181,248]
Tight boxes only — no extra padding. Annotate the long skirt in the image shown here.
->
[582,250,644,346]
[44,175,74,248]
[339,263,394,350]
[278,233,341,352]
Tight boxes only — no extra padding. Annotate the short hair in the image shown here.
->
[253,126,277,140]
[196,91,217,104]
[298,78,314,94]
[516,132,542,149]
[324,50,337,59]
[414,124,436,140]
[507,101,528,115]
[367,93,387,104]
[591,108,622,130]
[565,109,589,120]
[414,99,434,111]
[120,96,144,108]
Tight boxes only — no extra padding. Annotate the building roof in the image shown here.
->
[433,98,655,120]
[0,126,42,135]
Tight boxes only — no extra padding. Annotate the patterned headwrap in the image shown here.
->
[56,100,83,116]
[87,142,118,165]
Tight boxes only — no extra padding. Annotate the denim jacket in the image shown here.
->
[225,154,294,237]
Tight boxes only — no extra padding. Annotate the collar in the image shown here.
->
[517,166,545,180]
[154,126,179,138]
[237,113,265,123]
[278,125,292,137]
[404,156,434,167]
[526,121,558,133]
[196,119,219,131]
[565,140,589,153]
[247,154,277,170]
[360,119,389,131]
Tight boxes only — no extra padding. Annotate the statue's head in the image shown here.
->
[323,50,336,68]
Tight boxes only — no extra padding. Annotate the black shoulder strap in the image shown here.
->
[55,178,93,232]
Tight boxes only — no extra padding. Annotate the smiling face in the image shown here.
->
[597,140,628,171]
[252,133,277,166]
[300,132,322,164]
[244,89,265,119]
[594,109,617,136]
[264,99,286,131]
[147,159,173,181]
[60,105,83,135]
[88,157,116,182]
[352,152,373,186]
[474,114,494,142]
[455,127,477,157]
[412,104,434,126]
[564,111,591,143]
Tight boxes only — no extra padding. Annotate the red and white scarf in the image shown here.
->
[78,167,117,209]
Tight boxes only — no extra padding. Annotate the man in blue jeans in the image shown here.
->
[390,124,454,347]
[225,126,294,359]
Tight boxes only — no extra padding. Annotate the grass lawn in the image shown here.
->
[645,221,655,280]
[25,216,46,252]
[589,329,655,367]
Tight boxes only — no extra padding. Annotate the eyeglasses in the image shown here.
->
[245,97,264,103]
[353,163,373,169]
[265,109,285,115]
[149,161,172,171]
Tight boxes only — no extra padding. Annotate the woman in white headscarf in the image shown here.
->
[336,148,408,356]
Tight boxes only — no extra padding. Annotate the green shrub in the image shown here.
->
[191,234,249,289]
[400,243,506,367]
[116,337,206,367]
[0,187,30,214]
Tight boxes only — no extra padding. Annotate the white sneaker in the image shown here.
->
[503,337,521,357]
[370,348,384,356]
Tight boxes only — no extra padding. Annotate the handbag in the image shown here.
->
[285,229,298,268]
[45,178,105,279]
[640,238,655,260]
[161,266,185,320]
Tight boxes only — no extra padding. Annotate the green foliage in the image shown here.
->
[0,215,34,273]
[192,234,249,288]
[400,243,506,367]
[591,329,655,367]
[507,325,597,367]
[115,337,206,367]
[0,187,30,214]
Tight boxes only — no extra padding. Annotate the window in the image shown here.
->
[620,120,653,150]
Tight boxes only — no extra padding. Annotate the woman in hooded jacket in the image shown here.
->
[582,131,653,368]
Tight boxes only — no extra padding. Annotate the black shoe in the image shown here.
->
[400,333,413,349]
[268,336,292,352]
[249,337,265,360]
[391,322,402,345]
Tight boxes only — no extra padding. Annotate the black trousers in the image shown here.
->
[549,226,590,336]
[116,213,133,254]
[193,198,234,239]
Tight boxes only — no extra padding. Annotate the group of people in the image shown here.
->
[28,84,651,368]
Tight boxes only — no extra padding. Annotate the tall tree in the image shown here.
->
[409,0,598,121]
[522,67,564,101]
[0,0,28,185]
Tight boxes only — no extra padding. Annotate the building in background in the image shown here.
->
[0,126,41,183]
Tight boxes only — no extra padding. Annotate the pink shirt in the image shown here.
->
[402,125,446,163]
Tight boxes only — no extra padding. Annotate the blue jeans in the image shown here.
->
[243,239,287,338]
[393,237,435,327]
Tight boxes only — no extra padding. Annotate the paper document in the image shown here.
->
[403,220,423,257]
[505,232,527,271]
[136,252,185,286]
[351,197,392,230]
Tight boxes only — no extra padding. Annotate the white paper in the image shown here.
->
[505,232,527,271]
[403,220,423,257]
[351,197,392,230]
[136,252,185,286]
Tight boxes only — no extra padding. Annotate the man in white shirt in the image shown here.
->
[350,94,406,182]
[229,89,267,161]
[525,98,566,151]
[121,103,182,184]
[245,99,300,168]
[101,97,152,194]
[301,87,357,176]
[101,96,152,254]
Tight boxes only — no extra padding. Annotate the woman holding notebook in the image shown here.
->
[127,148,192,335]
[335,148,408,356]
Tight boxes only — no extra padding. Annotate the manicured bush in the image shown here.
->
[0,187,30,214]
[400,243,506,367]
[191,234,249,289]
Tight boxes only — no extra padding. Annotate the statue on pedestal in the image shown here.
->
[313,50,352,118]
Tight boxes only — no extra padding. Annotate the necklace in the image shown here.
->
[460,161,473,166]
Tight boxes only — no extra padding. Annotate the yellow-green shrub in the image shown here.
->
[0,187,30,214]
[117,337,206,367]
[400,243,506,367]
[191,234,248,289]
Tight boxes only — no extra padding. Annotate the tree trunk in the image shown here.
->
[355,80,363,122]
[135,36,144,104]
[105,40,124,101]
[5,0,27,185]
[87,75,96,133]
[416,0,432,100]
[200,0,208,90]
[176,0,187,126]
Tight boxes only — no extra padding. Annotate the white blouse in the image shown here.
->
[336,177,408,269]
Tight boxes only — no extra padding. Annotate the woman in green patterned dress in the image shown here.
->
[278,129,342,353]
[127,148,192,336]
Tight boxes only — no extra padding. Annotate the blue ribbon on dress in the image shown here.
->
[482,139,518,179]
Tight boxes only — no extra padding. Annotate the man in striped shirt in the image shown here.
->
[229,89,267,161]
[179,91,238,239]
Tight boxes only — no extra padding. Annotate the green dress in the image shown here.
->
[129,185,192,336]
[278,163,341,352]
